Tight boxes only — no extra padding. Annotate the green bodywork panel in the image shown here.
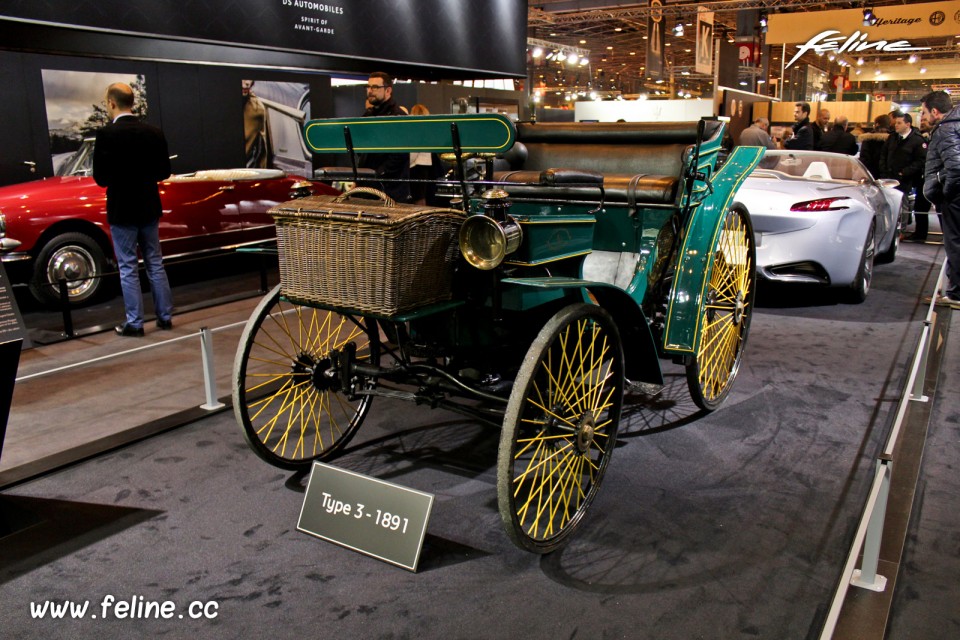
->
[662,144,765,354]
[304,113,516,154]
[505,214,596,266]
[499,277,663,385]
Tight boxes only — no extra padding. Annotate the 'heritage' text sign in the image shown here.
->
[298,462,434,571]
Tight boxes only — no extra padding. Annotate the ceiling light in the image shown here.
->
[908,54,918,64]
[759,12,768,33]
[532,47,543,58]
[863,8,876,26]
[857,57,864,66]
[920,67,927,73]
[567,52,579,64]
[673,23,684,37]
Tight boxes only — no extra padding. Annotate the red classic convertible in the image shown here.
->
[0,140,336,305]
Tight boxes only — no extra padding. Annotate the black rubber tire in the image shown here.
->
[497,303,624,554]
[29,232,108,306]
[876,201,905,265]
[847,221,876,304]
[233,285,379,470]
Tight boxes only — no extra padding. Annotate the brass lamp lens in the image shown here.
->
[460,215,506,270]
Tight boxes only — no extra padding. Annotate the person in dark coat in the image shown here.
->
[816,116,858,155]
[922,90,960,305]
[93,82,174,337]
[357,71,411,203]
[908,119,935,242]
[857,114,892,179]
[880,112,927,197]
[784,102,815,150]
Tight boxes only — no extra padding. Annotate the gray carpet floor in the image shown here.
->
[0,245,956,639]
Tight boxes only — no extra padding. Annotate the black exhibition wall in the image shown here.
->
[0,50,335,187]
[0,0,527,78]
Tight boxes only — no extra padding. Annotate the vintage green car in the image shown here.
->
[232,113,764,553]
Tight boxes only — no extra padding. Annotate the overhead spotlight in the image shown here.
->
[759,12,768,33]
[863,8,876,26]
[673,23,684,37]
[855,68,862,75]
[567,52,579,64]
[857,57,864,66]
[579,56,589,66]
[874,67,881,76]
[532,47,543,58]
[908,54,918,64]
[920,66,927,74]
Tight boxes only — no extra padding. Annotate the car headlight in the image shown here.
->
[458,188,522,270]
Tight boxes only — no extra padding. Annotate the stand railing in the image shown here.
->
[819,259,949,639]
[32,248,273,341]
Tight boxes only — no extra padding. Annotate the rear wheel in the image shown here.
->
[686,205,756,411]
[497,303,624,553]
[30,232,108,306]
[847,221,876,303]
[877,201,905,264]
[233,285,379,470]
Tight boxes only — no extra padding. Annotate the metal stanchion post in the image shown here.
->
[58,278,74,338]
[199,326,225,410]
[910,322,931,402]
[851,457,892,592]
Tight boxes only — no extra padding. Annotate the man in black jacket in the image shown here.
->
[784,102,815,150]
[93,82,173,336]
[816,116,858,155]
[858,114,892,179]
[922,91,960,306]
[358,72,411,203]
[880,112,927,198]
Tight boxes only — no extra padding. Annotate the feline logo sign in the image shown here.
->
[785,29,930,68]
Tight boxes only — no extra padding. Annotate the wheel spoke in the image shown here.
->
[499,304,623,553]
[687,208,754,410]
[234,286,377,469]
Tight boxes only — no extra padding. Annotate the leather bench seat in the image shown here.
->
[495,169,679,205]
[489,121,720,206]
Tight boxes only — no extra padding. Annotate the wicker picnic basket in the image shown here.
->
[269,188,465,316]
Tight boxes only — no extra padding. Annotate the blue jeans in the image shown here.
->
[110,221,173,328]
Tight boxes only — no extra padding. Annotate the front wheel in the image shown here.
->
[686,205,756,411]
[30,232,109,306]
[233,285,379,470]
[497,303,624,553]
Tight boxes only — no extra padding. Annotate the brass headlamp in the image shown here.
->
[459,188,522,270]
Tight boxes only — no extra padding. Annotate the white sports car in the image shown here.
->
[734,150,907,302]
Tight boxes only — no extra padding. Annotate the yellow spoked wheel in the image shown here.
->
[686,205,756,411]
[497,304,624,553]
[233,285,378,469]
